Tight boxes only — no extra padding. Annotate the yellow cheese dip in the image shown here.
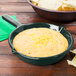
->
[13,28,68,57]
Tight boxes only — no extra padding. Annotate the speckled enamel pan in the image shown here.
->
[2,15,74,65]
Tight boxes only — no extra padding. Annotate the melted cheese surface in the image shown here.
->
[13,28,68,57]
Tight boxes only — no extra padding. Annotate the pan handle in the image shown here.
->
[2,14,21,27]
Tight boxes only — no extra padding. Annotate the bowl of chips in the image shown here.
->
[27,0,76,21]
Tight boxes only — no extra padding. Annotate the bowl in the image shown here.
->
[9,23,74,65]
[27,0,76,21]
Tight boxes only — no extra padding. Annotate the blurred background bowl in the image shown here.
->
[27,0,76,22]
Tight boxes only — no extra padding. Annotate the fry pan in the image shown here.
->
[2,15,74,65]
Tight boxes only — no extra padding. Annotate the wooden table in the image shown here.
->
[0,0,76,76]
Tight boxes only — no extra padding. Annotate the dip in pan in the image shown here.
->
[13,28,68,57]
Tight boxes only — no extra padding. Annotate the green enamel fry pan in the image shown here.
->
[2,15,74,65]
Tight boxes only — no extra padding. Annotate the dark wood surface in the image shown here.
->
[0,0,76,76]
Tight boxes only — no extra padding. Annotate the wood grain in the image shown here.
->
[0,0,76,76]
[66,25,76,34]
[0,5,34,13]
[0,0,27,3]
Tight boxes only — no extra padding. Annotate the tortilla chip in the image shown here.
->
[38,0,62,10]
[67,55,76,67]
[70,49,76,54]
[31,0,76,11]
